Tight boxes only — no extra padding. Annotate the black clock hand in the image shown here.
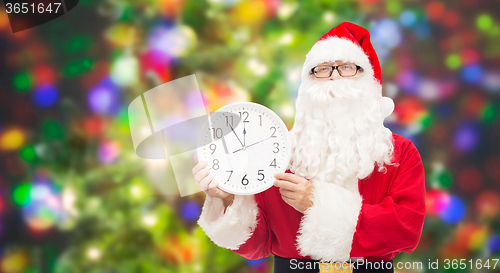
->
[233,136,272,153]
[228,124,244,147]
[243,122,246,147]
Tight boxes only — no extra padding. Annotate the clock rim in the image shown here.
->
[196,101,292,195]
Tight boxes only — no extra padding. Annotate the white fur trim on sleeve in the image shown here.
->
[296,181,363,262]
[197,195,259,250]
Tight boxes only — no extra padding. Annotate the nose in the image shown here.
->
[328,68,342,80]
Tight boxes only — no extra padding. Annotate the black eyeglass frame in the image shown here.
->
[310,64,363,78]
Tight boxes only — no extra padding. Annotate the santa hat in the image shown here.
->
[302,22,382,85]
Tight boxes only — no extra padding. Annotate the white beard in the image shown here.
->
[289,75,395,190]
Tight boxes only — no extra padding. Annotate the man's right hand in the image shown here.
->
[193,154,235,208]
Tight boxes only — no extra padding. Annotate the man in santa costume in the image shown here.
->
[192,22,426,273]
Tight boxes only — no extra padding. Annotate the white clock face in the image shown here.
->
[197,102,291,195]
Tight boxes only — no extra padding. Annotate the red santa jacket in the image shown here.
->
[198,133,426,263]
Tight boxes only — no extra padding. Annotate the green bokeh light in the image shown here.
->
[20,145,38,162]
[83,59,93,69]
[12,183,32,207]
[430,168,453,189]
[386,0,401,15]
[64,59,94,76]
[129,177,152,201]
[42,120,64,139]
[477,14,492,31]
[117,109,130,134]
[13,73,31,92]
[421,114,432,130]
[445,54,461,70]
[481,104,498,123]
[67,36,93,52]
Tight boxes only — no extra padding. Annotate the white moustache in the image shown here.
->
[297,77,395,119]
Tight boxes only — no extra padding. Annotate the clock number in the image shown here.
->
[239,111,249,123]
[270,158,277,168]
[226,170,233,181]
[242,174,249,185]
[225,115,233,127]
[212,159,220,170]
[209,144,216,155]
[259,115,262,126]
[212,128,223,139]
[270,127,277,138]
[257,170,265,181]
[273,143,279,153]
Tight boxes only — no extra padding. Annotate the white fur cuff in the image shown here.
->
[296,181,363,262]
[198,195,259,250]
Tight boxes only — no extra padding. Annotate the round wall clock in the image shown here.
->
[197,102,291,195]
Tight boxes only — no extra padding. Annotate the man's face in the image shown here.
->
[310,60,363,82]
[304,60,367,101]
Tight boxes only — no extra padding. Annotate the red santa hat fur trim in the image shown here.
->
[302,22,382,86]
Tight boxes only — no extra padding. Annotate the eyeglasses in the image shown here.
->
[310,64,363,78]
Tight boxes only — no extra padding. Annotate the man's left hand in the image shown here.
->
[274,173,315,213]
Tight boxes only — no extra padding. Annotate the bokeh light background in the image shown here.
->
[0,0,500,272]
